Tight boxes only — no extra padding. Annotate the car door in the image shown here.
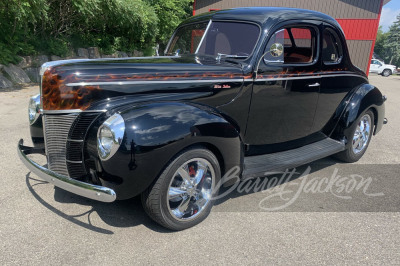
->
[375,60,384,73]
[370,59,379,73]
[245,23,321,153]
[312,25,367,134]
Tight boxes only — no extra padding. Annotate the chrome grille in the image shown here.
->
[43,114,78,176]
[66,112,101,179]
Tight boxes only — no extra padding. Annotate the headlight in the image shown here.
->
[28,94,40,125]
[97,113,125,161]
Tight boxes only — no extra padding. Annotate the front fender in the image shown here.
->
[89,102,242,200]
[330,83,385,146]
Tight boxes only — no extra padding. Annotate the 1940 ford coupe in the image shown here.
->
[18,7,387,230]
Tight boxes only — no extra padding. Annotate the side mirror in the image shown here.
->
[270,43,284,57]
[264,42,284,64]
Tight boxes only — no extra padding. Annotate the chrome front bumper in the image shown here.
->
[18,139,116,202]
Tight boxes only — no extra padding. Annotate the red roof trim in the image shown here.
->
[336,19,380,40]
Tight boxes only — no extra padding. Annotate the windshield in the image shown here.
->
[166,21,260,58]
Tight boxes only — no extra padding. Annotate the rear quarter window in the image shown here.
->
[322,28,343,64]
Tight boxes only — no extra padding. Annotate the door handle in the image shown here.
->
[307,82,320,87]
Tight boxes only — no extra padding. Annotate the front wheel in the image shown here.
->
[334,110,374,163]
[141,147,221,230]
[382,69,392,77]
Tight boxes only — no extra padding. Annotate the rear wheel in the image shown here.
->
[334,110,374,163]
[382,69,392,77]
[141,147,220,230]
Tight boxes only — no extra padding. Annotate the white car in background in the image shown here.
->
[369,59,397,77]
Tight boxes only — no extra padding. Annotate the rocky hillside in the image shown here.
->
[0,47,143,90]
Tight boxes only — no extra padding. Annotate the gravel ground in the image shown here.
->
[0,75,399,265]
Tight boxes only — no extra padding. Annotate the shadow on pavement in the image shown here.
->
[25,173,171,234]
[25,158,340,234]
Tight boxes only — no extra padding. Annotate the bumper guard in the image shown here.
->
[18,139,116,202]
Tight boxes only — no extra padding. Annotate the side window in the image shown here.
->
[197,22,260,57]
[264,29,285,63]
[322,28,343,64]
[264,27,316,65]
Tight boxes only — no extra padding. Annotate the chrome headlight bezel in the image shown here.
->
[28,94,41,125]
[97,113,125,161]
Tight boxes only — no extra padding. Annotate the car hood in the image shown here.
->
[40,55,246,111]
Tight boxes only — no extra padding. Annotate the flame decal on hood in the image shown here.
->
[42,68,102,110]
[41,67,245,111]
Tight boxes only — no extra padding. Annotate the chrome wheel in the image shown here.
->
[167,158,215,221]
[352,114,372,154]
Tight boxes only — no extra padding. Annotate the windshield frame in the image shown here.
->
[165,19,262,60]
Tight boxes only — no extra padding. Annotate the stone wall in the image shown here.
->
[0,47,143,89]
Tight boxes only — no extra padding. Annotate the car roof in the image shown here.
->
[184,7,340,29]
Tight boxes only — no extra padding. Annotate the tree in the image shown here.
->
[0,0,48,64]
[374,26,388,58]
[147,0,193,50]
[384,14,400,66]
[0,0,194,64]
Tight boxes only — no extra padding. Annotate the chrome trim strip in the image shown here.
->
[42,109,106,114]
[18,139,116,202]
[195,20,212,54]
[62,74,364,89]
[66,79,244,87]
[66,159,83,164]
[67,139,84,143]
[254,74,368,82]
[320,73,368,81]
[255,76,320,82]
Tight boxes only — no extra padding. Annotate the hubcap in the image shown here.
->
[167,158,215,221]
[352,114,372,154]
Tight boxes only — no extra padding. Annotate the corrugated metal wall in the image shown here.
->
[194,0,383,73]
[196,0,381,19]
[347,40,374,72]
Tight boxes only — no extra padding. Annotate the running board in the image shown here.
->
[243,138,345,179]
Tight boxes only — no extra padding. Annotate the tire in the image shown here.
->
[334,110,374,163]
[141,147,221,231]
[382,69,392,77]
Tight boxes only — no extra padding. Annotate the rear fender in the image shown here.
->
[329,84,385,147]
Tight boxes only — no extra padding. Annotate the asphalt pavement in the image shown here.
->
[0,75,399,265]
